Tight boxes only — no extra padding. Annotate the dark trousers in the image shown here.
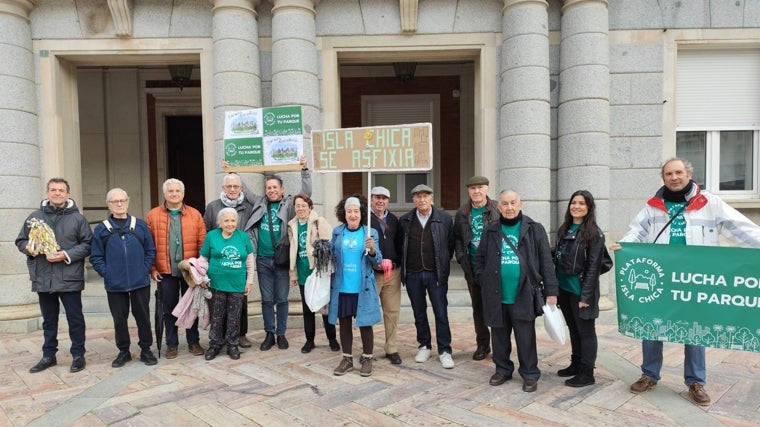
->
[559,289,598,367]
[160,275,200,347]
[491,303,540,381]
[404,271,452,354]
[208,289,245,349]
[222,296,248,337]
[38,291,86,357]
[299,285,336,343]
[464,267,490,347]
[107,286,153,353]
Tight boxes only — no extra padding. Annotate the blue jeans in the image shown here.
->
[404,271,451,354]
[160,275,200,347]
[257,256,290,335]
[641,339,706,386]
[38,291,86,357]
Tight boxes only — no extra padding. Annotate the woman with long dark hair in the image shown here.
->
[554,190,606,387]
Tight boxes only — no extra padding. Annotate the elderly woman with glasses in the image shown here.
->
[287,193,339,353]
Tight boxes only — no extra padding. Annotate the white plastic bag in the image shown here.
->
[542,304,567,345]
[304,271,330,313]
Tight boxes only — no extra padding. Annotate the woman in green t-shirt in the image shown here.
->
[553,190,607,388]
[200,208,254,360]
[286,193,338,353]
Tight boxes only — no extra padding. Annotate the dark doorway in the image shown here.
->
[166,116,205,213]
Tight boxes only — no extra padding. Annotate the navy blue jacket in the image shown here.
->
[90,215,156,292]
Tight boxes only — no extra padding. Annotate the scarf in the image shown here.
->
[661,180,694,203]
[499,211,522,227]
[221,192,244,208]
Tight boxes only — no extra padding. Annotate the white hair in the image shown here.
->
[162,178,185,194]
[217,207,238,225]
[105,188,128,203]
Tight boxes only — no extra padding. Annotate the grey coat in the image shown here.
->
[16,199,92,293]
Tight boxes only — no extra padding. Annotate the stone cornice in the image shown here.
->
[270,0,319,18]
[400,0,418,33]
[209,0,261,17]
[107,0,132,38]
[561,0,608,13]
[0,0,36,21]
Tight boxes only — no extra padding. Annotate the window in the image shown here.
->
[362,95,439,208]
[676,49,760,197]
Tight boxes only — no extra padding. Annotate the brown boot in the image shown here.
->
[333,355,354,376]
[359,355,373,377]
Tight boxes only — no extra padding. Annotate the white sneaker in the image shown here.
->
[439,352,455,369]
[414,347,431,363]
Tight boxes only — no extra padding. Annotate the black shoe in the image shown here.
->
[277,335,289,350]
[301,340,315,354]
[227,346,241,360]
[260,332,275,351]
[140,350,158,366]
[522,379,538,393]
[70,356,86,373]
[111,351,132,368]
[472,345,491,361]
[557,359,581,377]
[489,372,512,386]
[29,356,57,373]
[328,338,341,352]
[386,352,402,365]
[565,366,595,387]
[205,347,220,361]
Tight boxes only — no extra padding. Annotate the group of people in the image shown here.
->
[16,157,760,406]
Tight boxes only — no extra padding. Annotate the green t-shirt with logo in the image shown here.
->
[665,200,687,245]
[557,223,582,296]
[257,201,281,257]
[468,205,487,266]
[500,223,521,304]
[200,229,253,293]
[296,221,311,285]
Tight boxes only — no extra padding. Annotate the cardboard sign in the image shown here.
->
[224,105,303,172]
[311,123,432,172]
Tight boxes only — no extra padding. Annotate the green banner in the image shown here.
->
[615,242,760,353]
[224,105,303,169]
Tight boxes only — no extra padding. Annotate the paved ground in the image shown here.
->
[1,309,759,427]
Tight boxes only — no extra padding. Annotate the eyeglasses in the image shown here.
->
[224,185,242,190]
[108,199,129,205]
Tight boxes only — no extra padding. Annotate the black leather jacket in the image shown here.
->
[554,226,605,319]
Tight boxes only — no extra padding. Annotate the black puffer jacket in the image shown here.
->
[475,215,558,325]
[554,226,605,319]
[16,199,92,293]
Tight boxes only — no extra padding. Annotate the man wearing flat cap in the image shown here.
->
[369,186,404,364]
[454,176,500,361]
[399,184,456,369]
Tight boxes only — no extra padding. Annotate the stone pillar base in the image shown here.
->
[0,317,41,333]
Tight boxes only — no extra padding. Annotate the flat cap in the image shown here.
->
[370,186,391,198]
[466,175,489,187]
[410,184,434,195]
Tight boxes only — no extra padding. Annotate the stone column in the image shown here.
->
[499,0,551,224]
[558,0,612,309]
[270,0,321,194]
[210,0,262,162]
[0,0,40,332]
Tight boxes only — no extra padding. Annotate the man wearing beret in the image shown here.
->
[454,176,500,361]
[399,184,456,369]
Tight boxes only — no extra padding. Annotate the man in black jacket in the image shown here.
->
[399,184,455,369]
[369,186,403,364]
[454,176,500,361]
[475,190,558,392]
[16,178,92,373]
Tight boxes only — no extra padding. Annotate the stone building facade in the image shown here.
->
[2,0,760,330]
